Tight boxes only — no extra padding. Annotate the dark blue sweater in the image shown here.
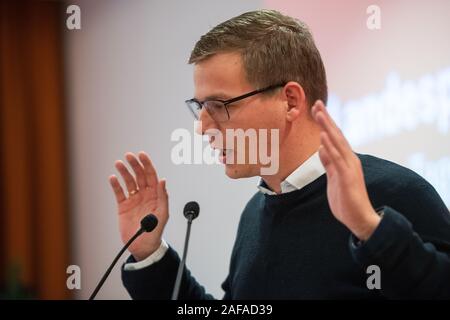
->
[122,154,450,299]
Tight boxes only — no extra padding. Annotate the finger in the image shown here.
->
[126,152,147,190]
[109,175,126,203]
[318,145,337,179]
[320,132,348,172]
[159,178,167,197]
[318,145,332,168]
[157,178,168,207]
[115,160,138,194]
[312,100,338,127]
[313,101,351,150]
[138,151,158,189]
[313,101,352,162]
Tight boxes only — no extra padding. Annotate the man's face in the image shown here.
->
[193,52,286,179]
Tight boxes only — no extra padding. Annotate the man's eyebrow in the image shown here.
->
[196,92,233,102]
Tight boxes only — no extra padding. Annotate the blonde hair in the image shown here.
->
[189,9,328,106]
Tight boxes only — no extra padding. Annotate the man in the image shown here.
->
[109,10,450,299]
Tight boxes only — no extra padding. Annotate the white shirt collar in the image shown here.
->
[257,151,326,195]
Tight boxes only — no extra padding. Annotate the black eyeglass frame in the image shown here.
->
[185,82,286,122]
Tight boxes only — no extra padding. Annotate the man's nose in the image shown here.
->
[195,109,217,135]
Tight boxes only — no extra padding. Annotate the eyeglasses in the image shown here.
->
[185,83,286,122]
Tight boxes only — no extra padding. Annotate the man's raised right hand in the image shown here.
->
[109,151,169,261]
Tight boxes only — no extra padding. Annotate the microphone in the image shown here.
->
[184,201,200,220]
[171,201,200,300]
[88,214,158,300]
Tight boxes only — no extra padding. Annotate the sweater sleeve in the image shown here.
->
[349,180,450,299]
[121,245,216,300]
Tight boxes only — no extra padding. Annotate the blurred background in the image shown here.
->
[0,0,449,299]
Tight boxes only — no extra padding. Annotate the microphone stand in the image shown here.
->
[89,214,157,300]
[171,214,194,300]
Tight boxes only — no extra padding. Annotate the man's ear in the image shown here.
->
[284,82,307,122]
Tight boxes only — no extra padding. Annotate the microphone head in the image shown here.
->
[183,201,200,220]
[140,214,158,232]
